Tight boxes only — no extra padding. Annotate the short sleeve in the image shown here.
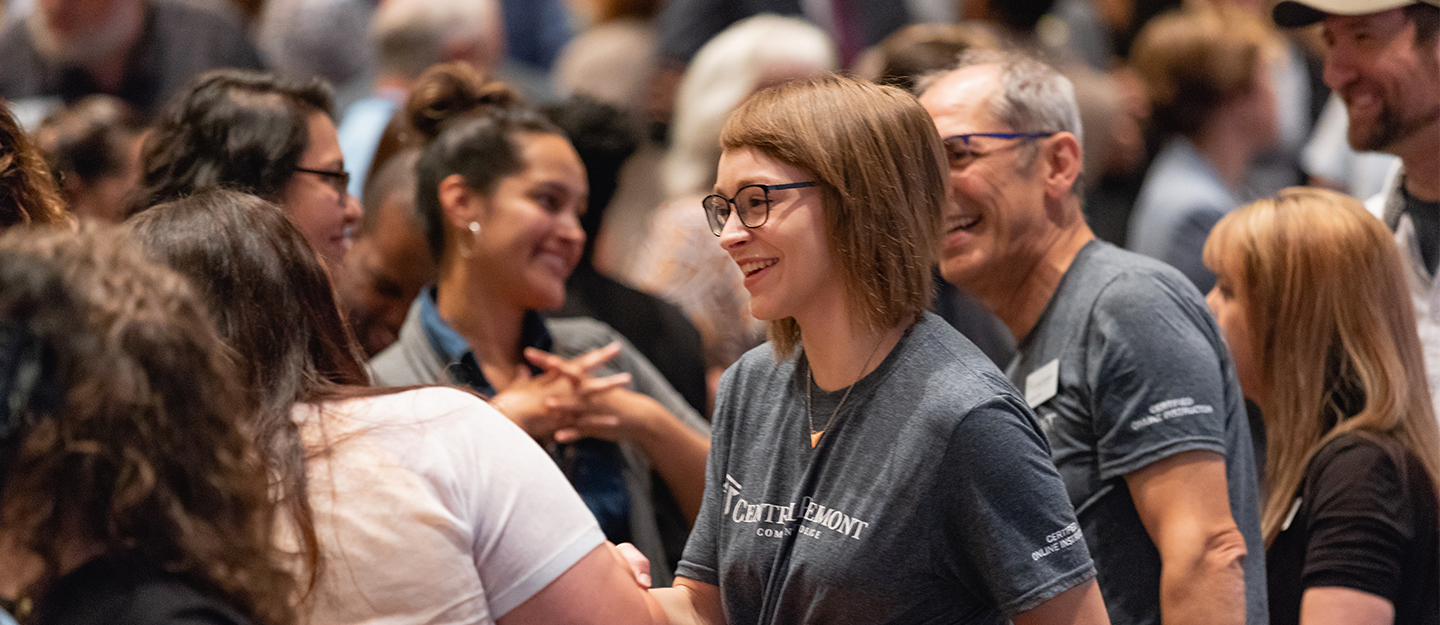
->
[942,395,1097,615]
[1301,439,1415,601]
[1085,272,1230,479]
[419,389,607,618]
[675,366,738,586]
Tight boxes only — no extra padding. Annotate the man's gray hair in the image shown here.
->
[371,0,502,79]
[930,49,1084,148]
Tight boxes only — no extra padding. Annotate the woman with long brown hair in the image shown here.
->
[1204,186,1440,625]
[0,225,293,625]
[129,189,667,624]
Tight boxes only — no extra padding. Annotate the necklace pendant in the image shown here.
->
[810,431,823,447]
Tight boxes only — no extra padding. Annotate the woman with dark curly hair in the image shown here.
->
[0,103,69,230]
[131,189,667,624]
[0,225,294,625]
[128,69,360,267]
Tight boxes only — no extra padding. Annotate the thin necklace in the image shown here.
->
[805,334,887,448]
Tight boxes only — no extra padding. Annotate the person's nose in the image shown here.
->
[718,209,750,250]
[1321,43,1359,92]
[343,194,362,225]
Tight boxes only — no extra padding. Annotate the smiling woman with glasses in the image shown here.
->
[128,69,362,267]
[648,73,1108,625]
[701,181,814,235]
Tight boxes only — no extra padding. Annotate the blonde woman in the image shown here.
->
[1203,187,1440,625]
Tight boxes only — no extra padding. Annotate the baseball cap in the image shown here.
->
[1273,0,1440,27]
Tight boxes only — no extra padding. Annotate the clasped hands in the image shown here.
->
[489,342,664,445]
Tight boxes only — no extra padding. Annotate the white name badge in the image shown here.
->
[1025,359,1060,409]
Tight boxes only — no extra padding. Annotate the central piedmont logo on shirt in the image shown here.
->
[722,474,872,541]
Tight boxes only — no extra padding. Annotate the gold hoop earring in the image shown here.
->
[458,221,482,258]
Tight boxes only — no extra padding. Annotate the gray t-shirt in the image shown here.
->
[1007,240,1267,625]
[677,313,1096,624]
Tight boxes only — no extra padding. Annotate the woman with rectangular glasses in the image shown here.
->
[650,73,1110,625]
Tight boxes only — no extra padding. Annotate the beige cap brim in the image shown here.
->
[1273,0,1438,27]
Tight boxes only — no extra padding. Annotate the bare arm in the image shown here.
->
[497,542,669,625]
[650,577,725,625]
[1012,579,1111,625]
[1300,587,1394,625]
[1125,450,1248,625]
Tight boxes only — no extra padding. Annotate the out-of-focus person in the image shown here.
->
[0,0,262,114]
[552,0,663,114]
[622,15,836,401]
[129,69,362,269]
[852,22,1005,93]
[335,149,434,358]
[34,95,145,223]
[0,102,68,230]
[0,224,295,625]
[255,0,375,112]
[338,0,506,200]
[1204,186,1440,625]
[919,49,1268,625]
[1127,6,1283,293]
[543,96,709,416]
[367,64,711,586]
[1273,0,1440,424]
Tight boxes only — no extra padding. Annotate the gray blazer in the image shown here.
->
[369,299,711,586]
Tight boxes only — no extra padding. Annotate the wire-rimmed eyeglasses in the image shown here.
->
[702,181,816,236]
[942,132,1056,169]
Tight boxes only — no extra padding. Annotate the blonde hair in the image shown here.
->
[719,74,946,357]
[1203,187,1440,544]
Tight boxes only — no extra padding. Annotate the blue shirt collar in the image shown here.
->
[416,286,553,396]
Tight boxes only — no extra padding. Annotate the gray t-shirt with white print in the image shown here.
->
[677,313,1096,624]
[1006,240,1267,625]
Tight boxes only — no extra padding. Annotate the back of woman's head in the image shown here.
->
[720,73,946,356]
[1130,6,1277,138]
[666,14,838,199]
[129,69,334,216]
[405,62,562,261]
[127,189,367,416]
[1204,186,1440,540]
[0,102,69,230]
[0,224,293,625]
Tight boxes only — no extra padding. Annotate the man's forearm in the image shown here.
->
[1159,526,1248,625]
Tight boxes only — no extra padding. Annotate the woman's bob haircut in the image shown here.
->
[719,73,946,356]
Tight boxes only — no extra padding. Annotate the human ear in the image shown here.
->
[437,173,485,232]
[1040,132,1083,201]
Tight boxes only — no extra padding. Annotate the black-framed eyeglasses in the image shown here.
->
[942,132,1056,169]
[294,166,351,197]
[702,181,816,236]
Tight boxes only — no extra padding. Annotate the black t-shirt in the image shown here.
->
[30,554,253,625]
[1266,433,1439,625]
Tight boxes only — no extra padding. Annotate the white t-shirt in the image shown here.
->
[288,387,605,624]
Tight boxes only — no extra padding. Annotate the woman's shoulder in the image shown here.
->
[1305,432,1436,504]
[307,386,509,436]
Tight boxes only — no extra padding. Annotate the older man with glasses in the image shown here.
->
[918,49,1268,625]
